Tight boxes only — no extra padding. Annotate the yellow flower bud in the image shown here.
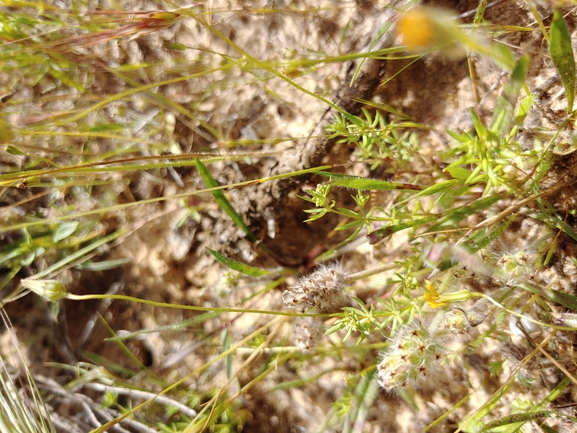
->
[21,278,68,302]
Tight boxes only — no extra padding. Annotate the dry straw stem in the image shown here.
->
[472,179,572,230]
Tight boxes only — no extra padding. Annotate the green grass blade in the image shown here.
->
[525,206,577,242]
[546,288,577,312]
[459,382,514,432]
[491,55,530,134]
[479,411,555,432]
[461,214,517,253]
[343,374,379,433]
[427,195,502,233]
[195,159,259,243]
[75,258,132,271]
[549,8,576,112]
[499,376,574,432]
[416,179,461,197]
[208,248,273,276]
[518,282,577,312]
[367,216,437,244]
[349,18,396,86]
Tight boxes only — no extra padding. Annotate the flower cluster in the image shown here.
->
[497,249,534,280]
[377,323,444,392]
[282,263,350,313]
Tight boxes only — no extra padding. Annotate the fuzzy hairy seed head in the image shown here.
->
[293,316,323,351]
[498,250,534,279]
[444,310,470,334]
[282,263,349,313]
[377,323,444,391]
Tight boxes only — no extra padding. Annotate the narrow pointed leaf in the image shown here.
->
[461,213,516,253]
[208,248,272,276]
[491,55,530,134]
[546,288,577,312]
[417,179,461,197]
[75,258,131,271]
[427,195,502,232]
[550,8,576,112]
[367,216,437,244]
[195,159,259,243]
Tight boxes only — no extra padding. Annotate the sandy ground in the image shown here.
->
[2,0,577,431]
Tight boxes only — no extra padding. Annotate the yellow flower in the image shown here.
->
[396,7,461,53]
[397,8,436,51]
[396,6,515,70]
[423,280,446,308]
[423,280,472,308]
